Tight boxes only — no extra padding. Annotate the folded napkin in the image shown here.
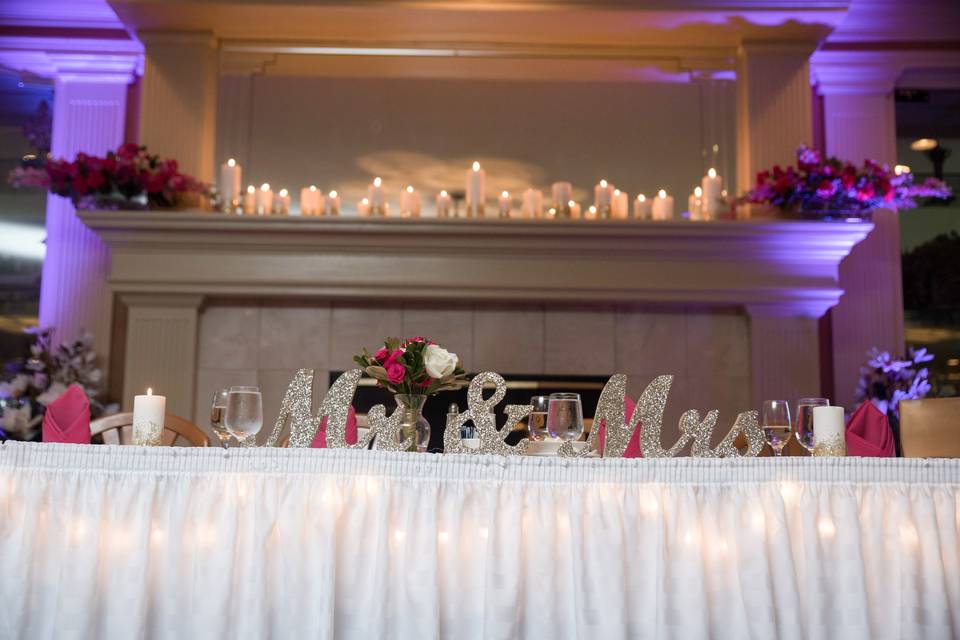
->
[597,395,642,458]
[311,406,358,448]
[41,384,91,444]
[845,401,895,457]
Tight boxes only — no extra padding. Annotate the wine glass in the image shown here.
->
[210,389,232,449]
[224,386,263,444]
[546,393,584,442]
[795,397,829,454]
[527,395,550,441]
[762,400,792,457]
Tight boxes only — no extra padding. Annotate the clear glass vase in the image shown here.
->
[394,394,430,452]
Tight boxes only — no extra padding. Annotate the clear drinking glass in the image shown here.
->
[210,389,232,449]
[546,393,584,442]
[762,400,792,457]
[528,395,550,441]
[224,386,263,443]
[795,397,830,454]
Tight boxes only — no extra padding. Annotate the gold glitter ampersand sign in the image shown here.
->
[443,372,532,455]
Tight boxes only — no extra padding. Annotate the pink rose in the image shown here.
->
[384,349,404,367]
[386,362,406,385]
[374,347,390,362]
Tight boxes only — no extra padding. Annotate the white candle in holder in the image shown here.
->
[652,189,674,220]
[133,387,165,446]
[633,194,652,220]
[326,190,341,216]
[813,406,847,456]
[400,185,421,218]
[242,185,256,215]
[275,188,291,215]
[498,190,511,218]
[568,200,581,219]
[701,167,723,219]
[300,185,323,215]
[219,158,241,210]
[368,177,387,215]
[613,188,629,220]
[357,197,371,217]
[436,190,452,217]
[594,179,613,213]
[552,181,572,209]
[256,183,273,216]
[688,186,703,220]
[466,161,485,216]
[585,205,598,220]
[522,188,542,219]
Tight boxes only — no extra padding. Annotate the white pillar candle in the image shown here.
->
[584,205,598,220]
[594,179,613,215]
[552,182,572,211]
[300,185,323,216]
[133,387,165,446]
[436,190,452,218]
[546,207,557,219]
[701,168,723,219]
[368,177,387,215]
[521,188,542,219]
[813,405,847,456]
[633,194,653,220]
[326,190,341,216]
[652,189,674,221]
[256,183,273,216]
[400,185,422,218]
[274,188,291,215]
[242,185,256,215]
[219,158,241,210]
[688,186,703,220]
[357,197,371,217]
[466,161,485,217]
[498,190,511,218]
[613,188,629,220]
[568,200,581,220]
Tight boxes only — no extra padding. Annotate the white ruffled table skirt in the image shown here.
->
[1,442,958,639]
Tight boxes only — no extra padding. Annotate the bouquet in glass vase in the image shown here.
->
[353,337,468,452]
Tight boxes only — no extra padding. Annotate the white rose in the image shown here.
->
[423,344,458,379]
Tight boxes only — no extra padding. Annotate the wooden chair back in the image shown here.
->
[900,398,960,458]
[90,412,210,447]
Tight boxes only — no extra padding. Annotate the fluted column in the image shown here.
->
[139,31,218,183]
[747,304,822,406]
[39,77,130,365]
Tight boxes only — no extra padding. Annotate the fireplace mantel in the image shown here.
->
[80,210,872,418]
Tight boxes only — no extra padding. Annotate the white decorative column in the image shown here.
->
[139,31,219,182]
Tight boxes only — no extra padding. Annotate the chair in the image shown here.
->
[900,398,960,458]
[90,412,210,447]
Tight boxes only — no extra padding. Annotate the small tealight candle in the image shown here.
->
[613,188,629,220]
[436,190,452,217]
[274,188,291,215]
[546,207,557,219]
[688,186,703,220]
[522,188,542,219]
[357,197,371,217]
[701,167,723,219]
[242,185,256,215]
[498,190,511,218]
[256,183,273,216]
[219,158,242,211]
[400,185,421,218]
[585,205,598,220]
[132,387,165,446]
[634,194,652,220]
[326,190,341,216]
[813,406,846,456]
[568,199,581,220]
[652,189,674,221]
[466,161,485,217]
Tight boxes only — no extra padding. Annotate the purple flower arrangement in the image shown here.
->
[855,346,933,423]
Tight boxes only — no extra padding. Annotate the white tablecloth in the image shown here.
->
[1,442,958,639]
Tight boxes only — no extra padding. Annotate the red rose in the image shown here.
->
[774,176,794,195]
[145,171,166,194]
[117,143,140,160]
[86,171,106,190]
[374,347,390,362]
[71,175,89,195]
[386,362,406,385]
[102,157,117,173]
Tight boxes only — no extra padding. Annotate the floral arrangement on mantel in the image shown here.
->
[353,337,468,395]
[740,145,952,218]
[8,143,208,211]
[0,328,116,441]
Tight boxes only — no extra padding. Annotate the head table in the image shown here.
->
[1,442,957,639]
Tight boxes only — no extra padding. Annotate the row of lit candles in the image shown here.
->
[219,159,728,220]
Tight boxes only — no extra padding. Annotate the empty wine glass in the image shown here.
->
[210,389,231,449]
[795,397,829,454]
[225,386,263,444]
[547,393,584,442]
[762,400,792,457]
[528,395,550,441]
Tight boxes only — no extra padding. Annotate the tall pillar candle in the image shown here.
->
[242,185,256,215]
[688,186,703,220]
[133,388,166,446]
[498,191,512,218]
[466,161,485,217]
[633,194,652,220]
[274,188,291,215]
[326,190,341,216]
[568,200,582,220]
[219,158,241,212]
[652,189,674,221]
[436,190,452,217]
[368,177,387,216]
[594,179,613,216]
[701,168,723,219]
[256,183,273,216]
[813,405,846,456]
[613,189,629,220]
[552,182,572,215]
[522,188,543,219]
[400,185,422,218]
[300,185,322,215]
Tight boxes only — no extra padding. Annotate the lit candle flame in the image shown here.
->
[614,188,621,196]
[708,168,717,179]
[637,194,646,202]
[658,189,667,199]
[246,185,255,194]
[373,177,382,187]
[147,388,153,396]
[361,197,369,205]
[568,200,575,207]
[501,190,509,198]
[600,179,607,188]
[694,186,702,197]
[260,183,270,192]
[472,161,481,172]
[440,190,448,197]
[588,205,597,214]
[309,185,317,192]
[329,190,338,198]
[406,185,414,193]
[279,188,288,197]
[227,158,236,167]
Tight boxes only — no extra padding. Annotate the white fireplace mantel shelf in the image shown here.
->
[81,210,872,316]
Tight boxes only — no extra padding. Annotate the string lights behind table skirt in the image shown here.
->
[1,443,958,639]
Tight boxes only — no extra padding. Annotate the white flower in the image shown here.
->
[423,344,458,379]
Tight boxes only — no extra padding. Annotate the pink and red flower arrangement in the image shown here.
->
[740,145,951,217]
[353,337,468,396]
[8,143,207,210]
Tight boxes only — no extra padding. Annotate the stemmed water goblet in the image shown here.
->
[762,400,792,457]
[546,393,584,442]
[795,397,830,454]
[210,389,232,449]
[224,386,263,446]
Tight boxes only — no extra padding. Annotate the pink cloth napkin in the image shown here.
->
[311,405,358,448]
[845,401,895,457]
[597,395,642,458]
[42,384,91,444]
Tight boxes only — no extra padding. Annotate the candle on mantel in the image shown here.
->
[256,183,273,216]
[436,190,452,217]
[219,158,242,212]
[133,387,165,446]
[568,200,582,220]
[585,205,598,221]
[652,189,674,220]
[400,185,422,218]
[242,185,256,215]
[368,177,387,216]
[498,190,511,218]
[688,186,703,220]
[357,197,371,217]
[274,188,291,215]
[522,188,542,219]
[300,185,324,216]
[613,188,629,220]
[701,168,722,219]
[326,190,341,216]
[594,179,613,215]
[552,182,572,213]
[466,161,485,217]
[546,207,557,219]
[633,194,652,220]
